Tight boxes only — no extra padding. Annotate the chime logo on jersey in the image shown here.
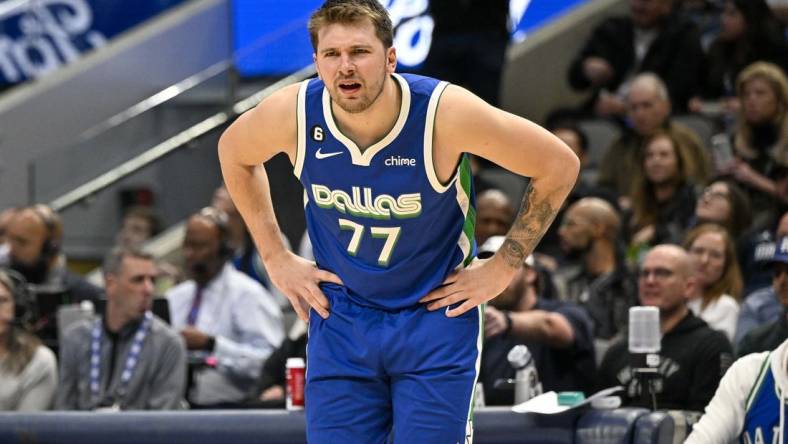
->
[311,184,422,219]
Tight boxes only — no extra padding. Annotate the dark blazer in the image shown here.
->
[568,14,704,112]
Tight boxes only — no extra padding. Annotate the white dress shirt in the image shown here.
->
[167,263,284,405]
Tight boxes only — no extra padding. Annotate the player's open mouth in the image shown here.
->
[338,82,361,93]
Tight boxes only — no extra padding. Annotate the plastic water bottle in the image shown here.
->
[507,345,543,404]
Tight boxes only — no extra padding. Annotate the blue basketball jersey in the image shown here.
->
[742,354,786,444]
[294,73,476,310]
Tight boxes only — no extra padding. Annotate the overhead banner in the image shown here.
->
[234,0,589,76]
[0,0,187,84]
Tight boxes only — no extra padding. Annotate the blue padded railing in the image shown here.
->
[575,408,651,444]
[0,407,582,444]
[0,406,676,444]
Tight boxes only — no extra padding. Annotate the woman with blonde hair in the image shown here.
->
[0,269,57,411]
[683,223,742,342]
[724,61,788,226]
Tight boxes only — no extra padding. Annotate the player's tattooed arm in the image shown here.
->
[500,181,565,268]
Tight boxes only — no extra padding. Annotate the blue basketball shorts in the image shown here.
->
[305,289,482,444]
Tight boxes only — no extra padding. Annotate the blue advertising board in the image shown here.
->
[0,0,187,84]
[0,0,590,84]
[234,0,589,76]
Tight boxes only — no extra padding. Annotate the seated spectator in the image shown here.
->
[691,0,788,113]
[114,206,160,249]
[555,198,637,340]
[597,74,712,201]
[211,185,289,308]
[2,204,101,302]
[685,338,788,444]
[683,223,743,342]
[627,131,699,249]
[55,247,186,410]
[694,178,752,240]
[567,0,704,116]
[721,62,788,222]
[477,236,596,406]
[597,244,733,411]
[167,207,284,407]
[0,269,56,411]
[474,189,514,247]
[737,236,788,355]
[2,205,101,348]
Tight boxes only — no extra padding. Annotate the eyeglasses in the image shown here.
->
[638,267,675,280]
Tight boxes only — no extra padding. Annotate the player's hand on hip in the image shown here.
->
[266,250,343,322]
[419,255,516,317]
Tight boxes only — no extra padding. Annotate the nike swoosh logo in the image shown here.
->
[315,148,343,160]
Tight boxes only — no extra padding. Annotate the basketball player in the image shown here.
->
[218,1,579,442]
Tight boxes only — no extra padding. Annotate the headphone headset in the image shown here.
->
[197,207,233,259]
[28,205,60,262]
[0,267,33,327]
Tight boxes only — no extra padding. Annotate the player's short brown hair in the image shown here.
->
[308,0,393,51]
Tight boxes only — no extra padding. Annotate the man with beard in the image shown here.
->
[478,236,596,406]
[218,1,578,441]
[3,205,101,328]
[555,197,637,340]
[597,245,732,411]
[166,207,284,407]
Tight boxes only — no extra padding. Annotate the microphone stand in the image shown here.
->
[631,352,660,411]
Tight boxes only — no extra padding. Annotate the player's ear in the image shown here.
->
[386,47,397,74]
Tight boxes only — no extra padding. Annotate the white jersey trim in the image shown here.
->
[321,73,411,167]
[294,79,310,179]
[423,81,452,193]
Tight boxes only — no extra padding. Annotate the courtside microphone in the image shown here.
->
[628,306,661,410]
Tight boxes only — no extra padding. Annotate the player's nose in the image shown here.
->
[339,54,355,73]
